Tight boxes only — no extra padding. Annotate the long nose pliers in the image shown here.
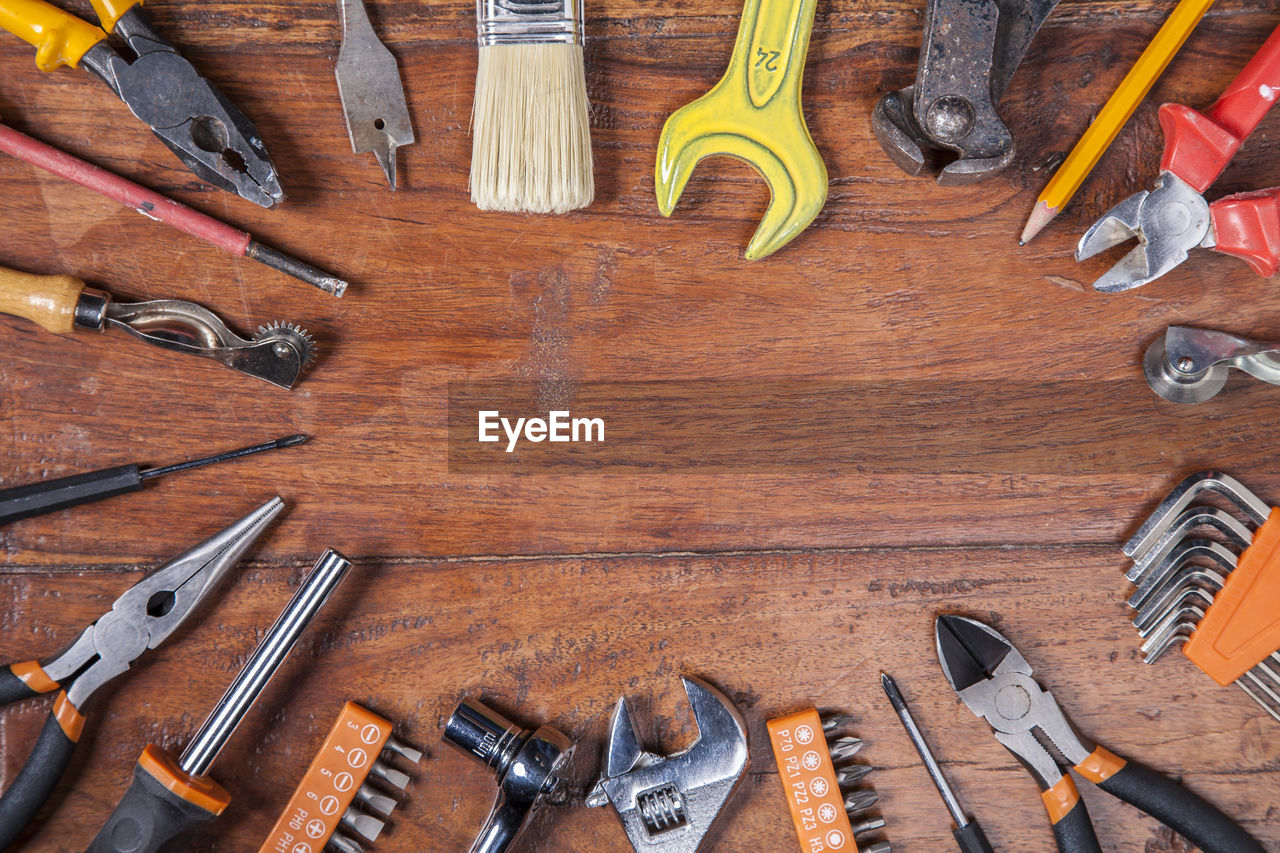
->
[0,0,284,208]
[0,497,283,849]
[935,614,1265,853]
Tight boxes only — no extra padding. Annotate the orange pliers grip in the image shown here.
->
[0,0,105,69]
[1186,507,1280,685]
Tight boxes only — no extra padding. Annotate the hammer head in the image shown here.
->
[587,676,749,851]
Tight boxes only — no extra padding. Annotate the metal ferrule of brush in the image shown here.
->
[476,0,584,46]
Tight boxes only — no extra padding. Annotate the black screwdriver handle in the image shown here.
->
[0,706,80,850]
[953,820,995,853]
[1049,793,1102,853]
[1092,754,1265,853]
[0,464,142,526]
[86,748,224,853]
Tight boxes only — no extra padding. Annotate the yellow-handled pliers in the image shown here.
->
[0,0,284,207]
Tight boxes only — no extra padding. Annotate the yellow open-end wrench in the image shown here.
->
[654,0,827,261]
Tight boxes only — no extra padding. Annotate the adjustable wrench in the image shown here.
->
[586,677,749,851]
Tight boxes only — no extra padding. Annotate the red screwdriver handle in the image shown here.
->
[1161,23,1280,192]
[1210,186,1280,278]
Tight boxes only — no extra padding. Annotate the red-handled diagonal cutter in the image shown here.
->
[1077,23,1280,292]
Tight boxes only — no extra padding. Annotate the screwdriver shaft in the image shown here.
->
[0,117,346,296]
[180,549,352,776]
[140,434,307,480]
[881,672,968,826]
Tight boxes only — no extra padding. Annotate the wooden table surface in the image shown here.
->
[2,0,1279,850]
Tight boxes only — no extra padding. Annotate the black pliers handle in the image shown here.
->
[1041,745,1263,853]
[0,661,84,852]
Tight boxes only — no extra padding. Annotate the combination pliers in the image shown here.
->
[0,497,283,849]
[0,0,284,207]
[935,614,1265,853]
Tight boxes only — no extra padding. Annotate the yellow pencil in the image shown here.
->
[1020,0,1215,244]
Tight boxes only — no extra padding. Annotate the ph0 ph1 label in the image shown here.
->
[478,410,605,453]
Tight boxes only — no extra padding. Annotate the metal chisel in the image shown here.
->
[335,0,414,189]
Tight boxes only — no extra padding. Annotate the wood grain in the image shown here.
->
[0,0,1278,849]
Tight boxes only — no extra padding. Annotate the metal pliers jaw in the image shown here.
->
[76,6,284,208]
[585,677,749,852]
[41,497,284,712]
[1075,173,1212,292]
[936,615,1092,792]
[935,615,1268,853]
[871,0,1060,185]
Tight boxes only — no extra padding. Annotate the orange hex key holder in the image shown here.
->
[1125,471,1280,720]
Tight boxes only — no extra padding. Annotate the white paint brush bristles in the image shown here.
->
[471,0,594,214]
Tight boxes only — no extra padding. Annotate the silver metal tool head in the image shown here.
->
[82,8,285,209]
[1128,538,1237,612]
[340,811,385,843]
[1077,172,1211,292]
[871,0,1058,185]
[476,0,584,45]
[336,0,415,189]
[1135,581,1220,637]
[96,295,314,390]
[369,759,411,791]
[354,783,398,818]
[586,676,749,851]
[1145,326,1280,403]
[58,498,284,708]
[1140,604,1205,663]
[871,86,1016,186]
[935,616,1091,790]
[1123,471,1270,561]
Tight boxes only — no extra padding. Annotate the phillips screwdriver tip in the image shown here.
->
[881,672,907,713]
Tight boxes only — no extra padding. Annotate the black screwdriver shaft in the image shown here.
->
[882,672,994,853]
[0,435,307,525]
[140,434,307,479]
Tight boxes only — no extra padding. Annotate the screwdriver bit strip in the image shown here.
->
[259,702,422,853]
[767,708,890,853]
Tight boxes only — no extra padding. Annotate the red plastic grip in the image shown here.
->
[0,118,252,257]
[1206,24,1280,142]
[1210,187,1280,278]
[1161,24,1280,192]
